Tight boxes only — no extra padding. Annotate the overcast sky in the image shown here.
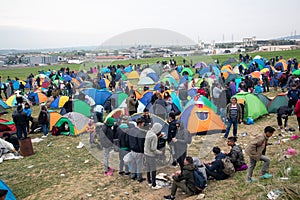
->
[0,0,299,49]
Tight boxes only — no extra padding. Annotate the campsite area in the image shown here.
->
[0,51,300,200]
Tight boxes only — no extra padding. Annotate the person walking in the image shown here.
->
[223,97,242,139]
[245,126,275,182]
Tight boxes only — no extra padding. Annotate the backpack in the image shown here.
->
[221,156,235,175]
[194,169,207,192]
[51,126,60,136]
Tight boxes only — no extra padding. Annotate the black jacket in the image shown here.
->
[167,119,178,143]
[63,101,73,113]
[12,110,27,126]
[128,125,146,153]
[116,124,130,150]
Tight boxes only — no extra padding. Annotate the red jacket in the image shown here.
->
[294,100,300,117]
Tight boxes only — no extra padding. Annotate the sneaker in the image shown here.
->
[261,173,273,179]
[148,183,152,187]
[105,171,113,176]
[124,172,130,176]
[171,161,177,166]
[163,195,175,199]
[119,171,125,175]
[246,178,258,183]
[152,185,162,190]
[137,178,146,183]
[41,135,47,138]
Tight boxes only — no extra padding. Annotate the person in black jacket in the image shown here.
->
[128,118,147,182]
[116,116,130,175]
[2,132,19,151]
[203,146,229,180]
[167,112,179,166]
[141,109,152,129]
[277,106,293,130]
[62,96,73,113]
[12,105,28,140]
[102,117,115,176]
[38,105,49,138]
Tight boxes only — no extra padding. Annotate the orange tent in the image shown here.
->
[179,103,225,135]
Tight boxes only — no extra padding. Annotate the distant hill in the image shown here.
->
[274,34,300,40]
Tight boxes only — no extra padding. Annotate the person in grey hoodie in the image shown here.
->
[144,123,163,189]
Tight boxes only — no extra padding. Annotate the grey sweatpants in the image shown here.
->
[247,155,270,178]
[103,147,113,172]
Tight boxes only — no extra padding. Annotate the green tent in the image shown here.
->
[267,93,288,113]
[121,73,128,81]
[255,93,271,108]
[233,92,268,121]
[292,69,300,76]
[73,99,91,117]
[54,117,75,135]
[180,68,194,77]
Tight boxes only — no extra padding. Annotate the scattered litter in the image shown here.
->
[110,194,115,198]
[282,139,289,143]
[76,142,85,149]
[103,188,107,191]
[290,135,299,140]
[84,160,89,164]
[31,138,44,143]
[86,193,92,197]
[66,147,70,150]
[124,192,129,195]
[267,189,282,200]
[284,147,297,156]
[60,174,65,177]
[78,171,81,173]
[241,132,247,137]
[197,194,205,199]
[47,142,52,147]
[66,155,70,158]
[27,165,34,169]
[280,177,289,180]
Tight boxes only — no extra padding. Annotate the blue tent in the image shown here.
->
[139,91,154,106]
[188,88,197,98]
[98,79,107,89]
[199,67,210,75]
[153,83,160,91]
[62,74,72,82]
[0,179,17,200]
[12,80,20,90]
[82,88,112,106]
[101,67,111,73]
[0,99,9,109]
[147,72,159,82]
[124,66,133,73]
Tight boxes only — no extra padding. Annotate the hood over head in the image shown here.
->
[151,123,162,134]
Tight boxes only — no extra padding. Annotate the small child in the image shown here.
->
[86,119,95,146]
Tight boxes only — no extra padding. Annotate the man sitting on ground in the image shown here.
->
[164,156,197,200]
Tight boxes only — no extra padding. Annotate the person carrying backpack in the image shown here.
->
[203,146,229,180]
[163,156,197,200]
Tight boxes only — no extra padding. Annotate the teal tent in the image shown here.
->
[267,93,288,113]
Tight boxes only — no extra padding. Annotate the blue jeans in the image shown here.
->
[42,123,49,136]
[224,118,238,138]
[16,125,28,139]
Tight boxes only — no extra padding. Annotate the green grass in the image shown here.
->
[1,49,300,80]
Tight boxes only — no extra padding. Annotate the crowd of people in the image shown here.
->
[1,54,299,199]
